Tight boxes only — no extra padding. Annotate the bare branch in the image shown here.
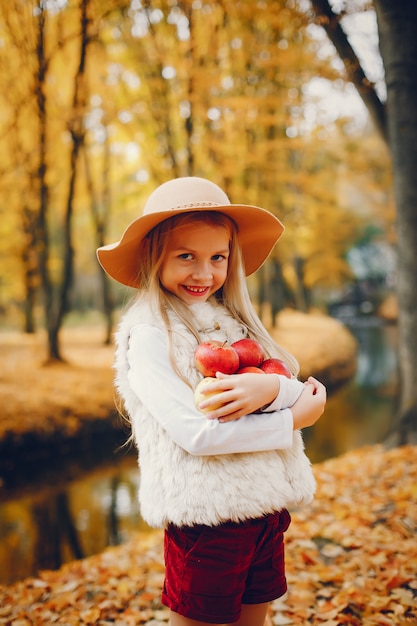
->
[310,0,388,142]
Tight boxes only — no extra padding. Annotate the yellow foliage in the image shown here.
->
[0,0,393,321]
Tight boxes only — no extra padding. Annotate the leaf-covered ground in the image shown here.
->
[0,327,115,446]
[1,444,416,625]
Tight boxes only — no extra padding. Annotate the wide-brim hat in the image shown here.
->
[97,176,284,288]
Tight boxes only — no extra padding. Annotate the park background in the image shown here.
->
[0,1,416,624]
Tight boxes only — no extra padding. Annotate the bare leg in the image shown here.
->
[169,610,226,626]
[169,602,269,626]
[228,602,270,626]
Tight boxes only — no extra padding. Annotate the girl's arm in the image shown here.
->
[291,377,327,429]
[201,372,326,429]
[198,371,305,420]
[125,324,299,456]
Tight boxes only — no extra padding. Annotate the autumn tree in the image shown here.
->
[0,0,96,359]
[310,0,417,442]
[82,129,115,344]
[38,0,92,360]
[0,2,43,332]
[0,0,393,361]
[98,0,368,314]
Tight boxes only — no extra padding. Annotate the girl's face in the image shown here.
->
[160,220,230,305]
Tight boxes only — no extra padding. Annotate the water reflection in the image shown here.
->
[354,321,398,388]
[0,454,141,585]
[304,321,399,463]
[0,321,399,585]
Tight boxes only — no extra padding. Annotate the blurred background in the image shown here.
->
[0,0,401,585]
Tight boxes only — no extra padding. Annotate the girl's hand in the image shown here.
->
[291,376,327,430]
[197,371,280,422]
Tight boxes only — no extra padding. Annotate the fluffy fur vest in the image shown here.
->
[115,297,316,528]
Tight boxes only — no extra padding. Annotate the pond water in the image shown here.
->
[0,320,399,585]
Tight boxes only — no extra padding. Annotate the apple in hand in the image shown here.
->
[237,366,265,374]
[260,358,291,378]
[194,377,225,414]
[231,338,265,368]
[194,340,239,376]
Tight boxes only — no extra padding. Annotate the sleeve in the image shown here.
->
[260,376,305,413]
[126,323,295,456]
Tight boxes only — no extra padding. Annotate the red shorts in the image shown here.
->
[161,509,291,624]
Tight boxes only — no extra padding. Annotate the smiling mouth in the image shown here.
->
[183,286,210,294]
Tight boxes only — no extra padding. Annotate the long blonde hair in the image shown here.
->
[133,211,299,382]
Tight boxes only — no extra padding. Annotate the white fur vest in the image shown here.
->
[115,297,316,528]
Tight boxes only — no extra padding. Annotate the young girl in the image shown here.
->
[97,177,326,626]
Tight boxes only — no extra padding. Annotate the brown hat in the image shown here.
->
[97,176,284,288]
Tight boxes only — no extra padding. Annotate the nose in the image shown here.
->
[192,261,213,281]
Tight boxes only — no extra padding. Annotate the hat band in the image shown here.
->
[167,201,224,210]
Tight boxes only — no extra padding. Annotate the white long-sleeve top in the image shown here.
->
[127,323,305,456]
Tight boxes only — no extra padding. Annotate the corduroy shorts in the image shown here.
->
[161,509,291,624]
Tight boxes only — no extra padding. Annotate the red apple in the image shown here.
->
[237,366,265,374]
[231,338,265,368]
[260,358,291,378]
[194,340,239,377]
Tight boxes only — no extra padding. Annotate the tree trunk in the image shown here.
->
[22,207,38,334]
[293,256,310,313]
[101,127,114,345]
[50,128,79,357]
[374,0,417,443]
[34,6,57,358]
[83,132,114,345]
[33,0,90,361]
[310,0,417,442]
[47,0,90,360]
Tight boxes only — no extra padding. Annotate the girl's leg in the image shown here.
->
[169,602,269,626]
[169,610,226,626]
[228,602,270,626]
